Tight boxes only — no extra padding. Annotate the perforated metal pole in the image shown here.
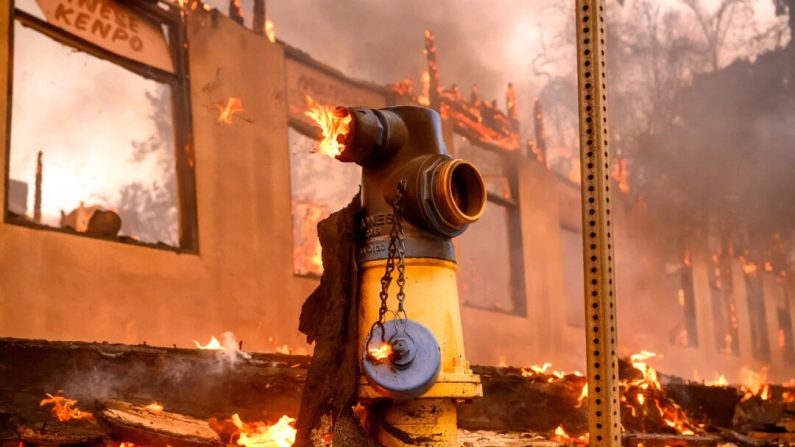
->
[575,1,621,446]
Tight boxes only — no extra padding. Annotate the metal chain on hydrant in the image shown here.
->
[371,179,408,341]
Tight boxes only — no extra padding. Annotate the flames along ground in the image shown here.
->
[29,332,795,447]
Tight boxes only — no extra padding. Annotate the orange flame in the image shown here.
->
[230,414,296,447]
[575,383,589,408]
[740,366,770,401]
[39,393,96,423]
[520,362,579,382]
[551,425,588,445]
[144,402,164,414]
[264,20,276,43]
[292,202,328,276]
[194,336,224,350]
[368,343,393,362]
[741,260,759,274]
[216,97,244,124]
[304,96,352,158]
[418,70,431,106]
[276,344,291,355]
[624,351,702,435]
[705,374,729,387]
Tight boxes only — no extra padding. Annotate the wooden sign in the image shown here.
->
[35,0,175,73]
[285,57,387,127]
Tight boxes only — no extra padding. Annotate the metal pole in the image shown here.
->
[575,1,621,446]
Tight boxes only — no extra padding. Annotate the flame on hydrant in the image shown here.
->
[368,343,393,362]
[304,95,352,158]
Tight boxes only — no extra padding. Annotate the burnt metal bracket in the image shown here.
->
[575,1,621,446]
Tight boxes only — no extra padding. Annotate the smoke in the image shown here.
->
[204,0,568,138]
[218,331,253,365]
[56,333,253,404]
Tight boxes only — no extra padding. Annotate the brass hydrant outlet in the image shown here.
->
[334,105,484,446]
[432,159,486,229]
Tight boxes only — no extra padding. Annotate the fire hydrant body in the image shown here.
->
[357,259,481,445]
[335,106,484,446]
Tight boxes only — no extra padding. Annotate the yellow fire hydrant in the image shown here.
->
[333,105,485,446]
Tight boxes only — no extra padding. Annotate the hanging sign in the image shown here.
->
[35,0,175,73]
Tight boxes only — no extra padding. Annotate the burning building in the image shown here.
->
[1,0,795,445]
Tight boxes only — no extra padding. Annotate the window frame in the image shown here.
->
[3,0,199,253]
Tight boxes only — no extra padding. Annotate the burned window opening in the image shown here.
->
[287,122,359,277]
[709,249,740,356]
[453,133,527,316]
[669,244,698,348]
[744,262,772,362]
[5,1,198,252]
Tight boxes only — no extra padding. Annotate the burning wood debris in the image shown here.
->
[30,392,297,447]
[6,338,795,446]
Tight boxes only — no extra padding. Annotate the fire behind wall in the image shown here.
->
[0,2,794,388]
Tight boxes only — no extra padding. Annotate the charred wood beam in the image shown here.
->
[0,338,307,426]
[99,400,222,447]
[460,366,588,434]
[0,338,776,444]
[252,0,266,36]
[228,0,244,26]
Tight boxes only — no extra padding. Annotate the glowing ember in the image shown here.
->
[304,96,352,158]
[264,20,276,43]
[144,402,164,414]
[550,425,588,445]
[217,97,244,124]
[230,413,296,447]
[194,336,224,350]
[39,393,96,423]
[368,343,393,361]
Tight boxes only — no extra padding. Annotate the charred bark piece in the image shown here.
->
[16,423,107,445]
[99,400,222,447]
[295,194,377,446]
[663,383,739,428]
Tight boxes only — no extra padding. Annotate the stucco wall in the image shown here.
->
[0,8,316,354]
